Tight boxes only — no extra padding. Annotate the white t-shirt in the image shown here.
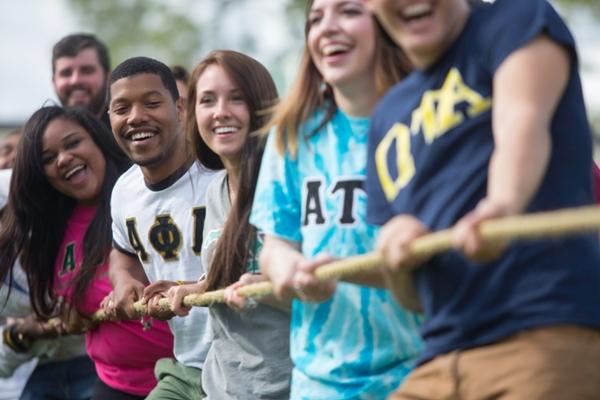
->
[111,161,216,369]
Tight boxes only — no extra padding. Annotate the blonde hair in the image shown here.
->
[264,0,411,158]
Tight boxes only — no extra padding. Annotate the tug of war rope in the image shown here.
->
[91,205,600,322]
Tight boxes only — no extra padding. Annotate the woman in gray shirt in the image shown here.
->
[166,50,292,399]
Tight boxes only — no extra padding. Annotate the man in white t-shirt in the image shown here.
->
[105,56,217,399]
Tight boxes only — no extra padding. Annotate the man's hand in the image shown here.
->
[377,214,430,271]
[452,198,513,262]
[107,248,148,320]
[376,215,427,312]
[142,281,178,320]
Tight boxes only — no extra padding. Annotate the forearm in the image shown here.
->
[488,120,551,214]
[342,269,387,288]
[108,249,149,287]
[488,35,567,213]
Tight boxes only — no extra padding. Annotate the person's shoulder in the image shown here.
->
[486,0,548,21]
[191,161,222,186]
[302,106,331,136]
[476,0,574,69]
[206,169,227,189]
[204,169,227,197]
[373,76,417,120]
[478,0,557,34]
[113,164,143,194]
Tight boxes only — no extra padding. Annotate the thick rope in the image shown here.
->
[91,205,600,321]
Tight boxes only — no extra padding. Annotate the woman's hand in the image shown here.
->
[59,302,97,335]
[291,254,337,303]
[165,280,207,317]
[259,235,304,301]
[10,314,63,341]
[260,236,337,303]
[223,273,266,311]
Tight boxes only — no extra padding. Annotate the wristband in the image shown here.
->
[3,325,31,353]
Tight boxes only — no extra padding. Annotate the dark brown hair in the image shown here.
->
[52,33,110,74]
[0,106,129,317]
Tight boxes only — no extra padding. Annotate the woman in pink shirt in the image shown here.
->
[0,106,174,399]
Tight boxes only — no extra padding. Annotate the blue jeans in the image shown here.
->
[19,355,97,400]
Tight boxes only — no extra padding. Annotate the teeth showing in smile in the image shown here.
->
[322,43,350,56]
[214,127,238,135]
[70,89,88,97]
[64,165,85,180]
[131,132,155,141]
[403,3,433,19]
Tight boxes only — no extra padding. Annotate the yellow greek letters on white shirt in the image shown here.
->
[376,68,491,201]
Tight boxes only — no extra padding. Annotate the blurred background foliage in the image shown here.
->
[556,0,600,13]
[65,0,599,143]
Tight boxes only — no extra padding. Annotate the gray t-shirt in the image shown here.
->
[201,170,292,399]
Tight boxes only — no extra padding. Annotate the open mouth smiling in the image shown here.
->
[402,3,433,22]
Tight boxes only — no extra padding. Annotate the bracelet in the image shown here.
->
[175,280,186,286]
[3,325,31,353]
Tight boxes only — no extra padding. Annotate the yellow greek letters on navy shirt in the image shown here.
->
[376,68,491,201]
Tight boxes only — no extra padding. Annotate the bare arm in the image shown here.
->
[259,235,303,301]
[454,34,570,258]
[489,34,567,213]
[259,235,337,302]
[106,248,148,319]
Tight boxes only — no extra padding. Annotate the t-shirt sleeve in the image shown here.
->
[250,130,302,243]
[365,104,395,226]
[110,181,135,254]
[478,0,577,74]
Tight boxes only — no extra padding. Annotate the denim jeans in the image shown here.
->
[19,355,97,400]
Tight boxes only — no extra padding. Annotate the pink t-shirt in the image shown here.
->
[54,204,174,396]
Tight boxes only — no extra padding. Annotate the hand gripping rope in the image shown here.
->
[91,205,600,322]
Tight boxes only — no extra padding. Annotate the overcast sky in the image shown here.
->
[1,0,599,125]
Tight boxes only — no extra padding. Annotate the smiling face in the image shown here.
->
[42,117,106,204]
[109,73,186,180]
[52,48,108,115]
[0,132,21,169]
[307,0,377,90]
[194,64,250,170]
[365,0,469,68]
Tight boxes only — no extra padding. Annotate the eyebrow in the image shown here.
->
[110,90,165,104]
[41,131,80,153]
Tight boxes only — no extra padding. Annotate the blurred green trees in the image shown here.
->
[66,0,599,140]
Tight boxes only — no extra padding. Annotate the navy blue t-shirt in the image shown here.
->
[366,0,600,364]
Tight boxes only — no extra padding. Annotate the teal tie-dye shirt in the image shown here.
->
[250,109,423,400]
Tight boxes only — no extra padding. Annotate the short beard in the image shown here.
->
[129,131,183,170]
[59,82,108,117]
